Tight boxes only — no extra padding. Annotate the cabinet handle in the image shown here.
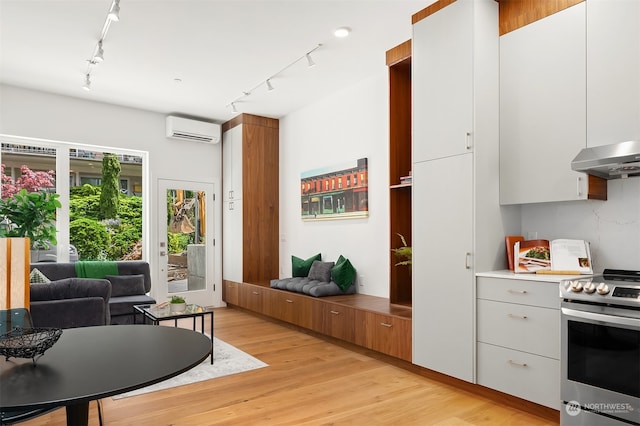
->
[465,132,472,150]
[380,322,393,328]
[229,201,234,211]
[507,289,528,294]
[508,360,528,368]
[330,310,340,315]
[285,299,293,303]
[464,253,471,269]
[229,190,234,199]
[507,313,528,320]
[252,291,259,295]
[577,177,583,196]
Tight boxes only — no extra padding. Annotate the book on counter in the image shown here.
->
[512,238,593,274]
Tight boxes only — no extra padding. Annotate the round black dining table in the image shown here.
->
[0,324,212,425]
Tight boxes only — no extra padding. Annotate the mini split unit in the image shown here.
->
[166,116,221,144]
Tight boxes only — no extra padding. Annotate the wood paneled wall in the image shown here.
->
[0,238,30,309]
[498,0,585,35]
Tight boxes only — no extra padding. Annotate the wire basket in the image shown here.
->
[0,327,63,363]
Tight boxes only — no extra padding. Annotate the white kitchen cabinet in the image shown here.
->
[222,125,243,202]
[222,199,242,283]
[412,0,507,383]
[413,0,473,162]
[499,3,589,204]
[587,0,640,146]
[476,275,561,409]
[413,154,474,381]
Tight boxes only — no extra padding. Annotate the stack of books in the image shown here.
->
[399,173,412,185]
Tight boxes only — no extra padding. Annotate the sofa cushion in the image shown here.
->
[105,274,146,297]
[270,277,356,297]
[30,268,51,284]
[108,294,156,319]
[308,260,334,283]
[331,256,356,291]
[292,253,321,277]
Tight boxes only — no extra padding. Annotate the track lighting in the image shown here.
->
[81,0,121,90]
[225,44,322,113]
[306,53,316,68]
[94,41,104,62]
[108,0,120,21]
[82,74,91,91]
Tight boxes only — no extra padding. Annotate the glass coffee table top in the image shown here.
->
[136,303,208,320]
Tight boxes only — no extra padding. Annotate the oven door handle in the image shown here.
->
[562,307,640,328]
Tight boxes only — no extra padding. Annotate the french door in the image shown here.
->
[156,179,216,307]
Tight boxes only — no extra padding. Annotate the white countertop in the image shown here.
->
[476,269,591,283]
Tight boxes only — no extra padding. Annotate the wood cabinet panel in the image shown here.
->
[238,283,267,314]
[266,290,313,329]
[314,302,358,343]
[358,311,412,362]
[223,280,239,306]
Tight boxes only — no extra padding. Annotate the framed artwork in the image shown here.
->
[300,157,368,221]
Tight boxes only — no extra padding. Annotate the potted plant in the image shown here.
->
[391,233,412,267]
[0,189,61,252]
[169,295,186,313]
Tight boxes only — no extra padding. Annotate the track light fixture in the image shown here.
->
[306,53,316,68]
[225,43,322,113]
[82,74,91,91]
[81,0,121,91]
[108,0,120,21]
[94,41,104,62]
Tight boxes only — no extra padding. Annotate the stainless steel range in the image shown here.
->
[561,269,640,426]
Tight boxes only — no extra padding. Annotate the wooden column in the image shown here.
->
[0,237,31,309]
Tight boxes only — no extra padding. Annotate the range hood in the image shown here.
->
[571,140,640,179]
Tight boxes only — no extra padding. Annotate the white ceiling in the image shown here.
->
[0,0,426,123]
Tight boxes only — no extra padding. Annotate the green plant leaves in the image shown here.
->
[0,189,60,248]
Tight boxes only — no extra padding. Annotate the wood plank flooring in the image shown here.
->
[19,308,559,425]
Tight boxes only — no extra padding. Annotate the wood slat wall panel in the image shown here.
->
[498,0,585,35]
[412,0,457,24]
[386,39,411,66]
[0,238,30,309]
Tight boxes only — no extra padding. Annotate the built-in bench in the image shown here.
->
[222,280,412,361]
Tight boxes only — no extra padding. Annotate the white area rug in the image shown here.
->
[113,337,267,399]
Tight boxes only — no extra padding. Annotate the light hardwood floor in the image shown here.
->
[20,308,559,425]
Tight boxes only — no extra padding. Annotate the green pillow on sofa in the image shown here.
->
[292,253,321,277]
[331,255,356,291]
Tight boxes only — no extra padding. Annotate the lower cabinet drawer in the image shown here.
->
[477,299,560,359]
[477,342,560,409]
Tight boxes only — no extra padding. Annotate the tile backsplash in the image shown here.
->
[521,177,640,272]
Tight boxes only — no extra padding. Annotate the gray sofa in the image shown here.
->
[30,261,156,325]
[30,278,111,328]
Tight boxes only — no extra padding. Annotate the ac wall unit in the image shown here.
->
[166,116,221,144]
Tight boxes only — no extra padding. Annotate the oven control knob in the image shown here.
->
[583,282,596,294]
[570,281,583,292]
[596,283,610,295]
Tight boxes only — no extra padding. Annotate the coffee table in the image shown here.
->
[0,325,211,426]
[133,303,214,364]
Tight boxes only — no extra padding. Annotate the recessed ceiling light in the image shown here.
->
[334,27,351,38]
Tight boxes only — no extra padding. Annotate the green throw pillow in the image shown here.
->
[292,253,321,277]
[331,257,356,291]
[29,268,51,284]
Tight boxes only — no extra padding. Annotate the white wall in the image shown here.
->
[0,84,224,305]
[521,178,640,272]
[279,71,390,298]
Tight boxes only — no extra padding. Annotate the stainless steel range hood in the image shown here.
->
[571,140,640,179]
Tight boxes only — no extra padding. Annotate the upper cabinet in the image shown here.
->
[499,3,594,205]
[413,0,473,163]
[586,0,640,147]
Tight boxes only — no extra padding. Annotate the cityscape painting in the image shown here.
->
[301,158,368,221]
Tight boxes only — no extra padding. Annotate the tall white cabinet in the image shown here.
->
[222,124,243,283]
[412,0,509,383]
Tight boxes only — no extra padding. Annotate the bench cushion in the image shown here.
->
[270,277,355,297]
